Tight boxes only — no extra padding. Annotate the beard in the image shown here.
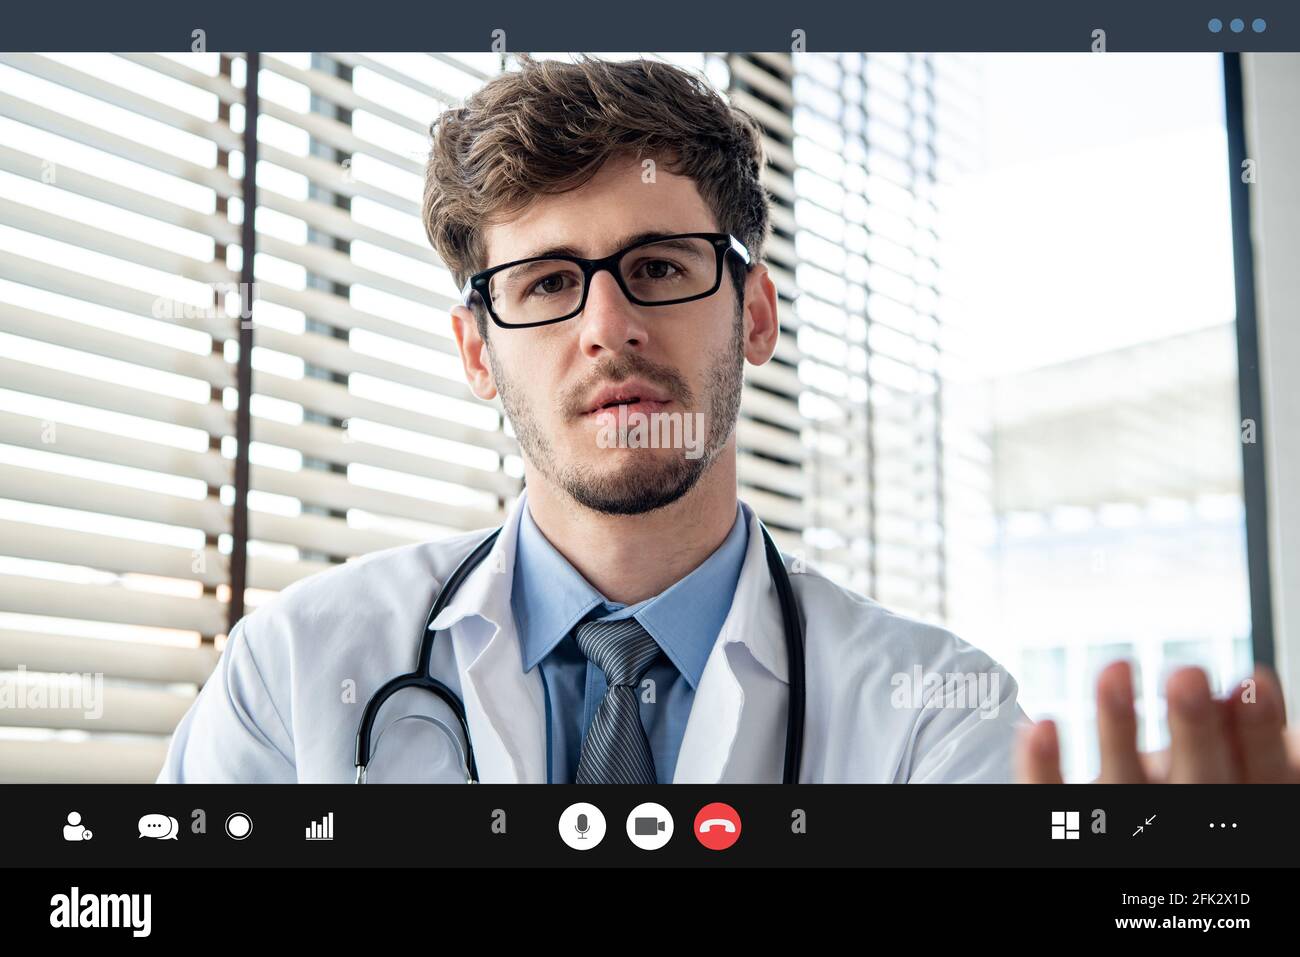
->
[487,310,745,516]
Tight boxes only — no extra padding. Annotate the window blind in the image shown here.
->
[729,52,951,621]
[0,53,237,780]
[0,51,956,781]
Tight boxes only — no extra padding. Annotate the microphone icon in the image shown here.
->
[560,803,604,849]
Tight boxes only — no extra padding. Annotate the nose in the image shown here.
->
[577,267,651,358]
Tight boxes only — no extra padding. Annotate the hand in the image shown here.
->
[1016,660,1300,783]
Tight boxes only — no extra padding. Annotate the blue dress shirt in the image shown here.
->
[511,500,749,783]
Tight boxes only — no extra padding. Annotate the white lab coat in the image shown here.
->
[157,490,1028,783]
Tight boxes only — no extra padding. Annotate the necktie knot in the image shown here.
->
[574,617,661,687]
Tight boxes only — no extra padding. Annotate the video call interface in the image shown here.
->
[0,0,1296,938]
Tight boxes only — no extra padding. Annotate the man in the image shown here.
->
[158,54,1295,785]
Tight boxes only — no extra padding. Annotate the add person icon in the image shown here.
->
[63,811,93,841]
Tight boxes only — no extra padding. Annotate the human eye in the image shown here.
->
[527,270,578,298]
[628,257,686,282]
[501,261,581,303]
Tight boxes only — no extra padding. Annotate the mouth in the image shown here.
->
[581,382,673,420]
[583,398,672,422]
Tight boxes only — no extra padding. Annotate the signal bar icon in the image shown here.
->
[306,812,334,841]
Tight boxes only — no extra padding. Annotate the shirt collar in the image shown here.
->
[512,498,749,689]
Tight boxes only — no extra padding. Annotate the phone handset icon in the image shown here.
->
[693,802,741,849]
[698,818,736,834]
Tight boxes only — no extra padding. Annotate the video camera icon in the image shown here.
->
[626,803,674,850]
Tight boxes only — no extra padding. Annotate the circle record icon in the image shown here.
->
[225,812,253,840]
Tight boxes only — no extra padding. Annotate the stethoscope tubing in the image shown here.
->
[355,520,804,783]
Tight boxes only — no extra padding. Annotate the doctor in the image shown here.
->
[158,54,1295,786]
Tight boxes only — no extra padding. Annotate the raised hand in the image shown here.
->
[1016,661,1299,784]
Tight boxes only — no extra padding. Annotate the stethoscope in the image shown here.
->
[354,520,806,784]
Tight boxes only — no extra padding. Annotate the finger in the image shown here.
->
[1140,748,1170,783]
[1229,667,1291,783]
[1095,660,1147,783]
[1286,728,1300,778]
[1016,719,1064,784]
[1166,667,1234,783]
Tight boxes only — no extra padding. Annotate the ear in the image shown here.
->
[741,263,780,366]
[450,304,498,401]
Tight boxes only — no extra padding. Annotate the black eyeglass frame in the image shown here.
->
[459,231,752,330]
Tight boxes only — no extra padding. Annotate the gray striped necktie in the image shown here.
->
[573,617,662,785]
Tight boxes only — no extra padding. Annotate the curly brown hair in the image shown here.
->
[422,53,770,335]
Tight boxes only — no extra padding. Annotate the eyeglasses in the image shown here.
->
[460,231,752,329]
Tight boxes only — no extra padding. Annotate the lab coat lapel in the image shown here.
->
[427,490,547,784]
[673,503,790,783]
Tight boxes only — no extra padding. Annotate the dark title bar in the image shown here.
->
[0,0,1297,52]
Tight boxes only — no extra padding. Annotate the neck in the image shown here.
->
[522,446,740,605]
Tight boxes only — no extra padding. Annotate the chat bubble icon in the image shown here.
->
[137,813,179,840]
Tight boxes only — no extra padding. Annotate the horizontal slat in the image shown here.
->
[1,229,453,363]
[258,53,428,136]
[0,518,227,588]
[250,323,475,403]
[731,87,794,139]
[328,52,460,105]
[248,507,416,557]
[729,56,796,107]
[0,410,227,486]
[250,415,521,500]
[0,574,226,634]
[737,485,806,530]
[256,230,435,306]
[0,250,234,344]
[765,526,803,557]
[759,131,796,173]
[257,140,419,217]
[0,513,329,594]
[255,88,423,176]
[113,53,240,104]
[0,462,224,534]
[0,53,240,151]
[0,671,193,734]
[246,552,335,592]
[736,450,805,499]
[255,184,433,264]
[764,231,798,268]
[0,736,169,783]
[430,52,494,83]
[0,90,240,196]
[253,277,460,353]
[737,418,805,463]
[744,356,802,397]
[747,53,794,80]
[253,368,516,456]
[252,462,502,531]
[0,196,233,288]
[0,303,232,389]
[0,142,241,247]
[0,356,231,438]
[0,461,416,559]
[741,387,804,431]
[763,165,796,205]
[0,627,217,683]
